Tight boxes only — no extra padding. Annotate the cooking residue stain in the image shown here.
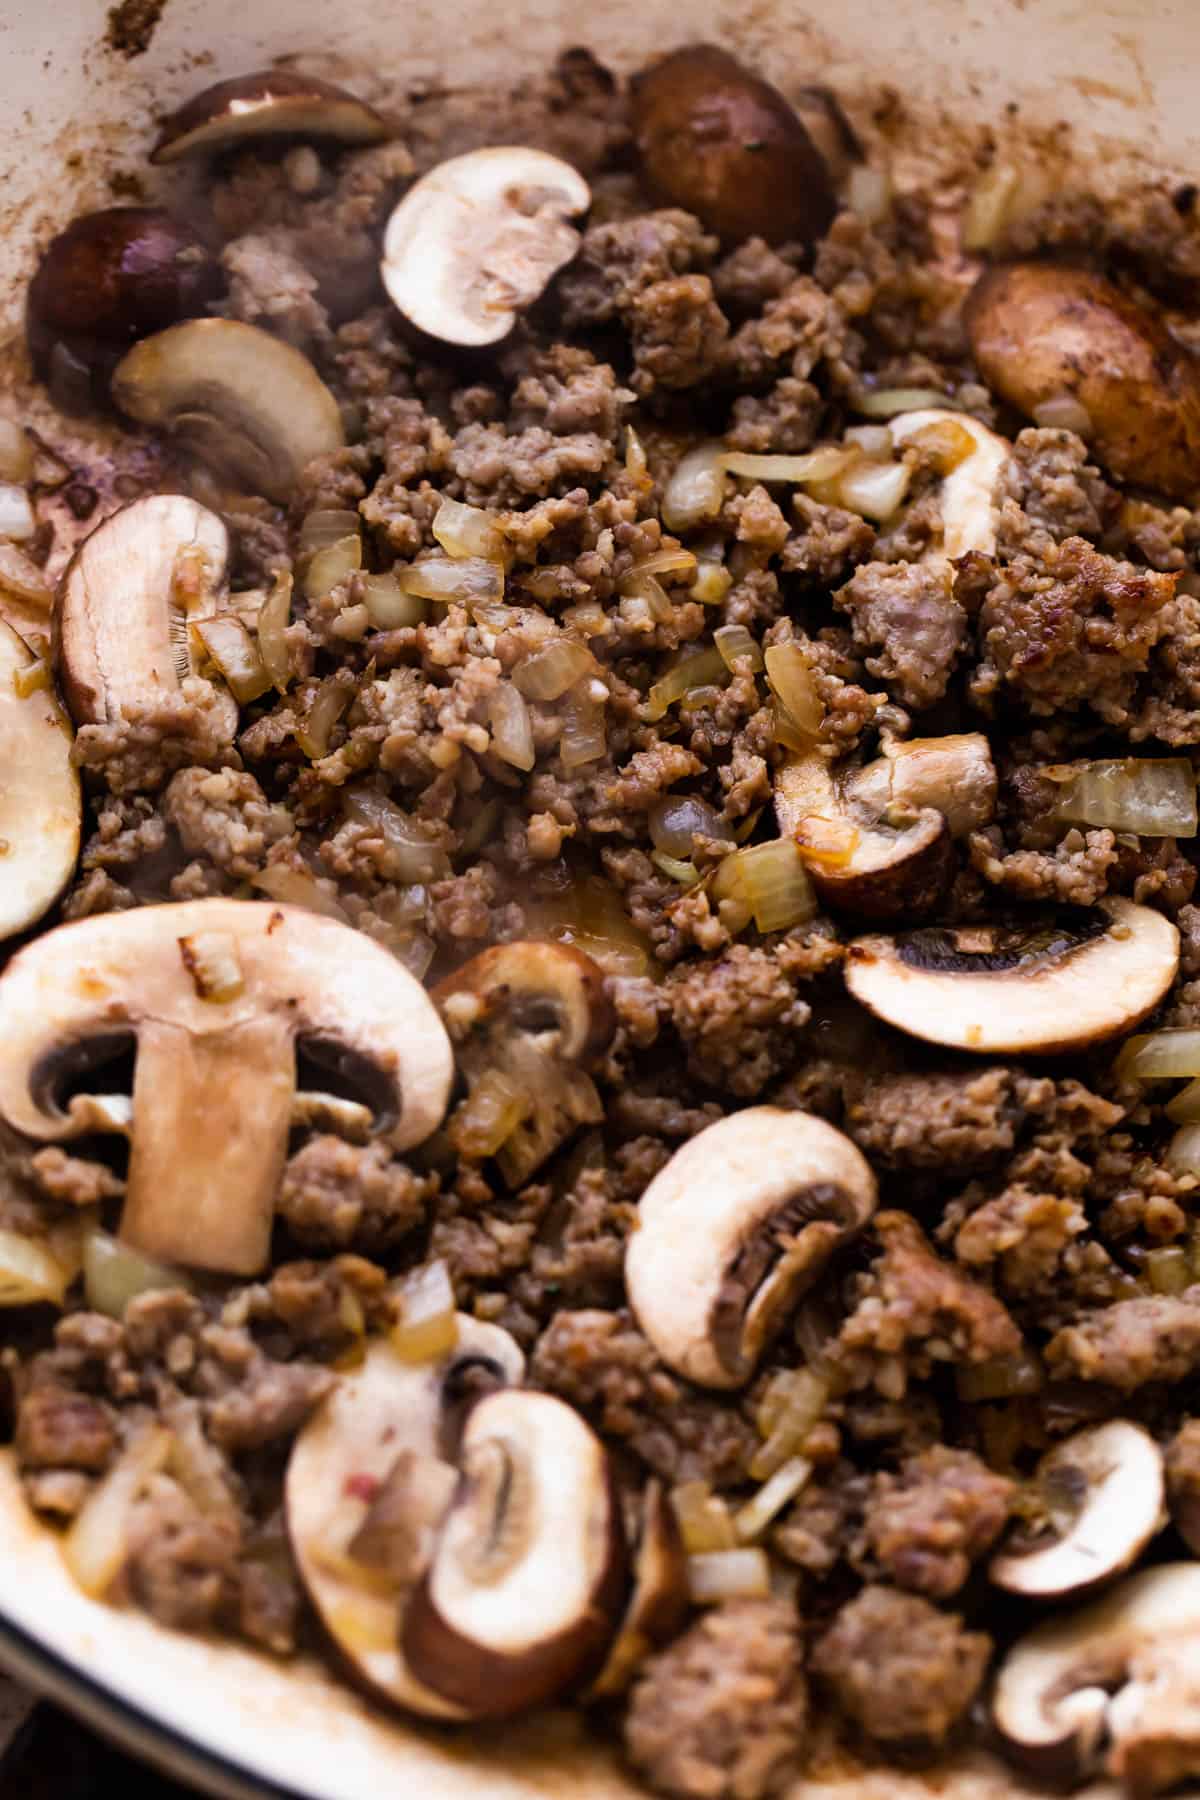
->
[105,0,168,60]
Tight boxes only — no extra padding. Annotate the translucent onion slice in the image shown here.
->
[304,533,362,601]
[64,1426,173,1599]
[560,682,607,769]
[955,1350,1044,1402]
[853,387,962,418]
[709,850,753,935]
[514,638,594,702]
[764,643,823,738]
[0,542,52,609]
[651,851,700,886]
[752,1369,829,1480]
[621,571,674,623]
[1117,1030,1200,1081]
[389,1260,458,1364]
[662,442,727,533]
[735,840,817,935]
[650,794,733,857]
[343,790,449,882]
[844,424,893,457]
[1167,1123,1200,1176]
[451,1067,530,1159]
[1146,1246,1193,1296]
[645,648,728,722]
[735,1457,814,1543]
[0,482,35,542]
[84,1228,188,1319]
[845,162,892,226]
[361,572,427,630]
[432,496,504,563]
[625,547,698,582]
[1168,1079,1200,1124]
[714,623,764,673]
[251,863,349,921]
[670,1481,738,1554]
[686,1547,771,1604]
[0,419,34,484]
[962,161,1021,253]
[836,457,911,521]
[691,561,733,606]
[191,615,272,704]
[300,508,360,554]
[256,570,293,692]
[723,448,852,484]
[295,674,352,760]
[0,1230,74,1308]
[1053,758,1198,838]
[488,681,535,772]
[398,557,504,607]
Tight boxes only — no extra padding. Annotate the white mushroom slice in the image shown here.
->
[0,899,453,1276]
[55,496,236,737]
[402,1389,625,1717]
[286,1322,524,1723]
[111,319,345,503]
[152,70,389,163]
[889,408,1013,560]
[845,896,1179,1056]
[626,1107,877,1390]
[381,148,591,348]
[990,1421,1165,1598]
[867,732,998,839]
[0,620,80,941]
[993,1562,1200,1791]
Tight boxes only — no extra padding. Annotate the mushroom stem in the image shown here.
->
[121,1016,294,1275]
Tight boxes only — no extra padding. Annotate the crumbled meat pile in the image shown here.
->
[11,38,1200,1800]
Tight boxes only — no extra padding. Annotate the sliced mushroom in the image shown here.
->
[845,896,1179,1056]
[402,1389,626,1717]
[287,1322,524,1722]
[889,409,1012,561]
[152,70,389,164]
[55,495,236,738]
[381,148,591,348]
[993,1562,1200,1790]
[626,1107,877,1390]
[990,1421,1164,1598]
[588,1480,688,1698]
[775,747,952,919]
[0,619,80,941]
[858,732,998,839]
[435,941,615,1187]
[110,319,345,502]
[0,899,453,1275]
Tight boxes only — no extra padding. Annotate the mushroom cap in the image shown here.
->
[152,69,390,163]
[0,619,81,942]
[111,319,345,502]
[286,1321,525,1723]
[874,732,998,839]
[402,1388,626,1718]
[992,1562,1200,1786]
[845,897,1179,1056]
[625,1106,877,1390]
[889,409,1012,561]
[990,1421,1165,1599]
[435,939,615,1066]
[55,494,235,734]
[381,147,591,349]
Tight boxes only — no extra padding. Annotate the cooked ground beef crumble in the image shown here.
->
[7,37,1200,1800]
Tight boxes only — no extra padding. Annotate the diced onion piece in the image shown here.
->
[84,1229,188,1320]
[962,161,1021,252]
[191,615,271,704]
[722,448,852,484]
[531,875,656,979]
[625,547,698,582]
[0,419,34,484]
[398,557,503,607]
[735,1457,814,1543]
[652,851,700,886]
[0,1230,73,1308]
[562,599,608,638]
[1147,1246,1193,1296]
[514,638,594,702]
[645,648,728,722]
[771,704,815,754]
[1033,394,1094,436]
[13,658,51,699]
[845,162,892,226]
[1053,758,1197,838]
[251,863,349,921]
[256,570,293,692]
[836,457,911,521]
[662,442,728,533]
[64,1426,173,1599]
[390,1261,458,1365]
[1167,1123,1200,1177]
[295,674,352,760]
[343,789,449,882]
[751,1369,829,1480]
[304,534,362,601]
[361,571,426,630]
[300,508,360,554]
[686,1547,771,1604]
[391,929,435,980]
[906,418,978,476]
[709,849,753,935]
[0,482,35,541]
[488,682,535,771]
[452,1067,532,1158]
[1117,1029,1200,1081]
[670,1481,738,1554]
[853,388,961,419]
[764,643,823,738]
[691,560,733,606]
[650,794,733,858]
[793,814,860,868]
[714,623,764,672]
[560,682,607,770]
[955,1350,1044,1402]
[1168,1078,1200,1124]
[621,571,674,623]
[0,542,52,609]
[432,496,504,563]
[736,839,817,935]
[843,424,894,457]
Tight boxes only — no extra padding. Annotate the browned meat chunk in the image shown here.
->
[835,560,966,711]
[125,1477,240,1632]
[844,1068,1023,1172]
[277,1137,436,1252]
[856,1447,1014,1598]
[811,1584,991,1744]
[1045,1290,1200,1389]
[16,1385,115,1474]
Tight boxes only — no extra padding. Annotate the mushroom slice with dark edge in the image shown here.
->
[381,147,591,348]
[775,747,952,920]
[435,940,615,1186]
[110,318,345,503]
[588,1480,688,1698]
[55,495,236,737]
[152,69,389,163]
[845,896,1179,1056]
[993,1562,1200,1792]
[0,899,453,1276]
[990,1421,1164,1599]
[401,1389,626,1718]
[286,1322,524,1722]
[625,1107,877,1390]
[0,619,80,941]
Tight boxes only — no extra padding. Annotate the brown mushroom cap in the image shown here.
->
[111,319,345,502]
[55,495,236,738]
[845,897,1179,1056]
[588,1480,689,1699]
[0,619,80,942]
[0,899,454,1275]
[625,1107,877,1390]
[402,1389,626,1718]
[152,70,389,163]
